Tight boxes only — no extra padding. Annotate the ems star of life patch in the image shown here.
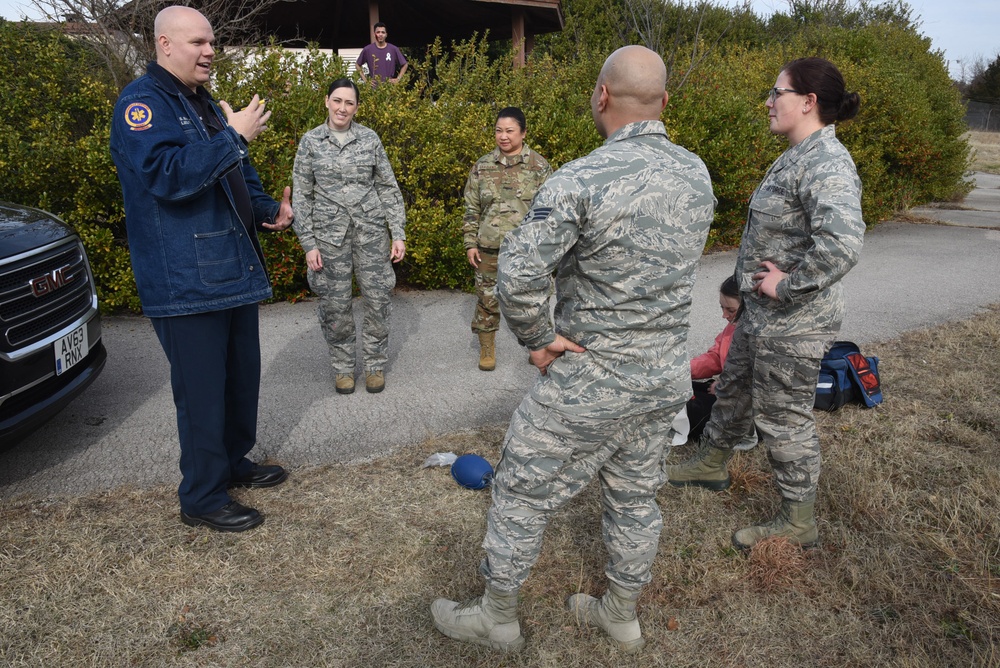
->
[124,103,153,131]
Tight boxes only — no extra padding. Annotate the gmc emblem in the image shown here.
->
[29,265,75,297]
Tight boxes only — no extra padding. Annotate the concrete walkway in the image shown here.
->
[909,172,1000,228]
[1,174,998,500]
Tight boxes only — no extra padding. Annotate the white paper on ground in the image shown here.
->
[422,452,459,468]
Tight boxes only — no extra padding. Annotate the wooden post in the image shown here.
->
[368,0,379,41]
[512,6,525,68]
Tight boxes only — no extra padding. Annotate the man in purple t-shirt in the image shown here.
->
[357,22,408,84]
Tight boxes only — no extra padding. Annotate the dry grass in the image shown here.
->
[967,130,1000,174]
[3,307,1000,667]
[885,210,947,225]
[745,538,810,593]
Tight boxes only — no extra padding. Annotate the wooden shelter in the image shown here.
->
[258,0,563,66]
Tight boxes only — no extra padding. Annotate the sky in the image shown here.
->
[0,0,996,80]
[717,0,1000,79]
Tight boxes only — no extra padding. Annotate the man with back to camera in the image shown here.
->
[430,45,716,653]
[356,22,408,84]
[109,5,294,532]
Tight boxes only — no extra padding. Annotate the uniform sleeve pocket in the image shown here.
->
[194,229,246,285]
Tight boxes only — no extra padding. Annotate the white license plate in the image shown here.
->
[54,325,88,376]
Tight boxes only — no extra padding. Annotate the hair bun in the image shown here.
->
[838,91,861,122]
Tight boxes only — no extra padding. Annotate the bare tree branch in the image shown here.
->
[617,0,751,92]
[27,0,303,89]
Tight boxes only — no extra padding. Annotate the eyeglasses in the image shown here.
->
[767,87,801,103]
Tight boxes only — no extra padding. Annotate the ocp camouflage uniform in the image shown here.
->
[704,124,864,502]
[463,145,551,333]
[483,120,716,592]
[292,121,406,374]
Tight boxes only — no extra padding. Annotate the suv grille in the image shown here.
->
[0,239,96,352]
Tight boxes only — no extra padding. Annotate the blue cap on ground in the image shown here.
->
[451,454,494,490]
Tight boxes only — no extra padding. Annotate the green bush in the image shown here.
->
[218,37,604,293]
[828,23,972,209]
[666,46,779,246]
[0,20,137,311]
[664,23,970,245]
[212,45,348,302]
[358,38,604,289]
[0,7,973,311]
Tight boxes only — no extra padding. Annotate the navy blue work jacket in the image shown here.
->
[110,62,279,317]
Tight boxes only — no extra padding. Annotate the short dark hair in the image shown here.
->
[782,57,860,125]
[373,22,386,30]
[496,106,526,131]
[327,78,360,102]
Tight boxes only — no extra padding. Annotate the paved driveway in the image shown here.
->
[2,175,998,499]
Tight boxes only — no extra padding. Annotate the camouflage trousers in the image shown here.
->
[471,249,500,333]
[306,223,395,374]
[703,324,828,502]
[479,389,678,593]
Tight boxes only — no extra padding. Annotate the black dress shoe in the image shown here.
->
[180,501,264,532]
[230,463,288,489]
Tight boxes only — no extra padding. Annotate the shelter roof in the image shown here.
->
[258,0,563,49]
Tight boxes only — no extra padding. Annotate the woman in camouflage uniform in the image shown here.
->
[292,79,407,395]
[667,58,865,551]
[463,107,551,371]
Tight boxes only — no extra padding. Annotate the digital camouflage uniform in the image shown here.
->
[484,120,716,592]
[463,145,551,333]
[292,122,406,374]
[704,124,864,502]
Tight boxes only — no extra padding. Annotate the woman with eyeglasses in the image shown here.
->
[667,57,865,551]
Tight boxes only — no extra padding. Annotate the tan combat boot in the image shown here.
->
[732,499,818,550]
[334,373,354,395]
[431,585,524,652]
[566,581,645,653]
[666,441,733,491]
[365,370,385,393]
[478,331,496,371]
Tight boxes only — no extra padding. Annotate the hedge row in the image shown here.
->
[0,17,969,312]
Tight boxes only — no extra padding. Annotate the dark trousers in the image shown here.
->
[686,380,716,441]
[151,304,260,515]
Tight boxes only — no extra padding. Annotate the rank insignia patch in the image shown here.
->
[524,207,553,224]
[124,103,153,131]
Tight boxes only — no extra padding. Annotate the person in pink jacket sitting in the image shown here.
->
[686,276,757,450]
